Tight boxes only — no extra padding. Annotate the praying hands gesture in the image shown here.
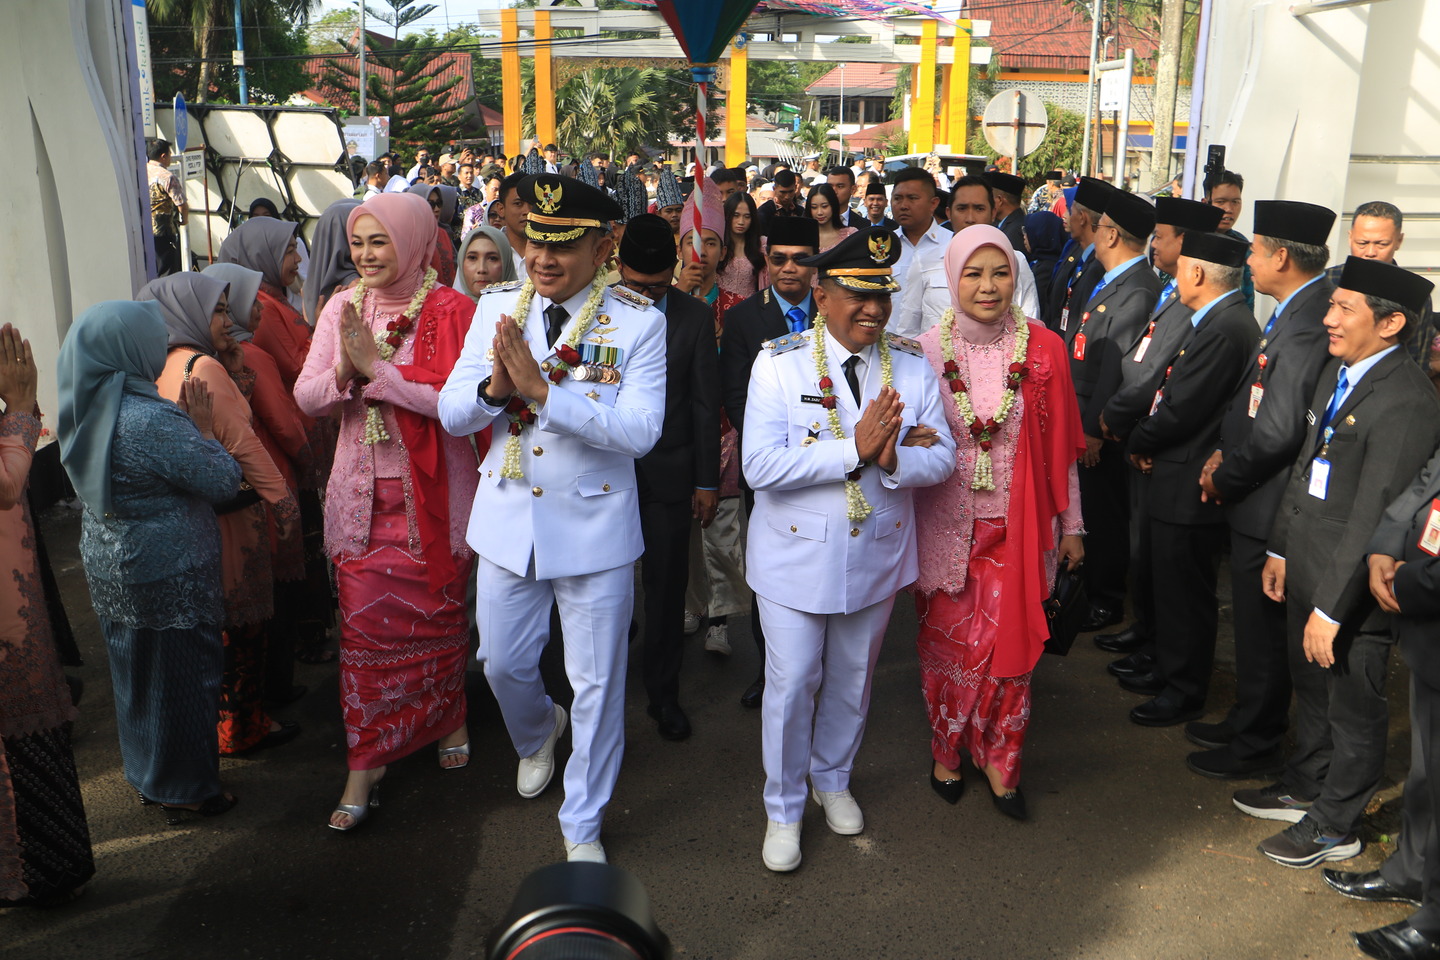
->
[175,378,216,441]
[490,316,549,406]
[0,324,37,416]
[855,385,904,474]
[336,301,379,385]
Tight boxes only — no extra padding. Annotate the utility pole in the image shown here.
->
[358,1,367,117]
[1149,0,1184,189]
[233,0,248,105]
[1080,0,1101,177]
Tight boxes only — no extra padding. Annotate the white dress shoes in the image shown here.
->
[811,788,864,835]
[762,820,802,872]
[565,839,607,863]
[517,703,567,799]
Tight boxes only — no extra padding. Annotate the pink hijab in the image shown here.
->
[347,193,438,312]
[942,224,1021,346]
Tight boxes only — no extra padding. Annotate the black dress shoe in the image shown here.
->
[1118,671,1165,695]
[1081,605,1123,632]
[991,787,1027,821]
[1184,719,1235,750]
[647,703,692,741]
[1095,626,1148,653]
[930,770,964,805]
[1353,921,1440,960]
[1185,745,1284,780]
[1324,869,1422,906]
[740,676,764,709]
[1107,651,1155,679]
[265,684,308,707]
[1130,698,1203,727]
[238,719,301,754]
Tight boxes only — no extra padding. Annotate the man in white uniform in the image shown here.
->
[438,175,667,864]
[743,226,956,872]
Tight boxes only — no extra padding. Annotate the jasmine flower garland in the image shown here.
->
[810,315,894,522]
[939,303,1029,490]
[351,267,439,445]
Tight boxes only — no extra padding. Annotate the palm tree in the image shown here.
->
[792,118,834,159]
[549,68,673,160]
[148,0,316,102]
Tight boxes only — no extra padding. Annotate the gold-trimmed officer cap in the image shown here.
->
[519,174,622,243]
[798,225,902,293]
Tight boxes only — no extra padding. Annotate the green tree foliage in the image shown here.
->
[363,0,437,41]
[791,119,833,159]
[545,67,687,160]
[320,31,476,149]
[747,61,829,117]
[148,0,313,104]
[1060,0,1203,77]
[968,102,1085,179]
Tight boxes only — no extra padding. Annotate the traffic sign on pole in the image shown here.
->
[172,93,188,153]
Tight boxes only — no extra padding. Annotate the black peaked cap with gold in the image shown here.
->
[518,174,622,243]
[798,225,901,293]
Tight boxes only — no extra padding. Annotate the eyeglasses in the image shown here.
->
[619,278,671,298]
[767,253,810,267]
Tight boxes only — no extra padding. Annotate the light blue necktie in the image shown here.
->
[1159,280,1176,304]
[1087,275,1109,305]
[1320,367,1349,432]
[1262,306,1280,338]
[787,306,807,334]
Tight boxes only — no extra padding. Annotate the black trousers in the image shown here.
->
[1223,528,1291,758]
[154,232,181,276]
[1150,518,1226,708]
[1128,470,1156,641]
[639,497,693,708]
[1283,602,1391,834]
[1380,673,1429,900]
[1079,440,1130,612]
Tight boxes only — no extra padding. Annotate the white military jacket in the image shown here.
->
[742,326,956,615]
[438,278,667,580]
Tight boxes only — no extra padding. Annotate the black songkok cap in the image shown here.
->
[519,174,622,243]
[766,216,820,251]
[1155,197,1224,233]
[1043,170,1063,181]
[1252,200,1337,246]
[618,214,679,275]
[1074,176,1114,213]
[864,179,886,198]
[1180,230,1249,267]
[1337,256,1435,315]
[797,225,901,293]
[1103,190,1157,240]
[986,171,1025,200]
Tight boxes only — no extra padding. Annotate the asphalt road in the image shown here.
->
[1,506,1414,960]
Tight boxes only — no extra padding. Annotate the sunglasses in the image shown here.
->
[767,253,810,267]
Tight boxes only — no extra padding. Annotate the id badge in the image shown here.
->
[1247,383,1264,418]
[1308,458,1331,500]
[1133,335,1152,363]
[1149,388,1163,416]
[1420,499,1440,556]
[1059,307,1070,332]
[1072,332,1087,362]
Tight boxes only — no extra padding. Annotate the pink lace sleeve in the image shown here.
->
[1060,460,1084,535]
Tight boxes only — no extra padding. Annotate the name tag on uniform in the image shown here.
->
[1247,383,1264,418]
[1133,334,1152,363]
[1149,389,1163,416]
[1420,499,1440,556]
[800,394,824,405]
[1072,332,1087,361]
[1059,307,1070,332]
[1308,458,1331,500]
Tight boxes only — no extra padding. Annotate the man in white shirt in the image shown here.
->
[886,167,950,342]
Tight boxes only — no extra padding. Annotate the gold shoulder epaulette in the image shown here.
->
[764,331,811,355]
[478,279,523,295]
[610,285,654,309]
[884,332,925,357]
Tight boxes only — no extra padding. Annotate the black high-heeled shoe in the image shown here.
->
[159,793,238,826]
[930,769,964,805]
[991,787,1027,821]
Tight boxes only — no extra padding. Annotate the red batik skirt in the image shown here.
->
[335,480,472,771]
[914,518,1033,790]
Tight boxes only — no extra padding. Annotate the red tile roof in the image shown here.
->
[963,0,1157,73]
[299,30,486,131]
[806,63,903,98]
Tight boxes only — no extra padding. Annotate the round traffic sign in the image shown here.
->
[173,93,189,154]
[981,90,1048,159]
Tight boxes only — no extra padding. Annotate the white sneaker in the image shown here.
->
[517,703,567,799]
[811,788,864,835]
[762,820,802,872]
[565,839,607,863]
[683,611,702,635]
[704,622,731,655]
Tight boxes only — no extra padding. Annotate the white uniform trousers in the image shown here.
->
[475,555,633,844]
[758,593,896,824]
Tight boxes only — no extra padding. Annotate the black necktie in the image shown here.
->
[842,355,862,406]
[544,303,568,348]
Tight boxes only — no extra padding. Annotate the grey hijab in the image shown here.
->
[218,217,298,289]
[452,225,518,302]
[303,198,361,325]
[202,262,262,343]
[137,272,229,356]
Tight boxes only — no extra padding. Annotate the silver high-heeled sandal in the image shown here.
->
[328,784,380,832]
[438,740,471,771]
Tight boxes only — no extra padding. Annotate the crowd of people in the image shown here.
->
[8,128,1439,959]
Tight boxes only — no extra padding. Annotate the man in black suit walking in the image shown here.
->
[1187,200,1338,778]
[1237,258,1440,871]
[1097,198,1225,681]
[1125,232,1257,727]
[1047,176,1113,333]
[987,171,1027,254]
[717,217,820,707]
[622,215,722,740]
[1068,189,1162,632]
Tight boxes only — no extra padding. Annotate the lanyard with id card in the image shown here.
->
[1133,321,1155,363]
[1247,354,1268,418]
[1308,426,1334,500]
[1420,499,1440,556]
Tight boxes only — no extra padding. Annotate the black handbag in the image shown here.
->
[183,352,262,516]
[1043,558,1088,656]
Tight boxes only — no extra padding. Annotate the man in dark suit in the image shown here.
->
[621,215,722,740]
[859,179,898,232]
[1046,176,1113,333]
[1069,189,1162,632]
[717,216,821,707]
[1125,232,1257,726]
[1097,198,1225,679]
[1187,201,1338,778]
[755,169,802,236]
[825,166,859,227]
[1340,375,1440,958]
[1236,258,1440,871]
[987,171,1027,254]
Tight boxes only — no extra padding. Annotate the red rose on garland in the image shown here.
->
[556,345,582,366]
[949,378,966,393]
[818,376,833,390]
[943,360,959,375]
[549,369,567,384]
[820,396,837,410]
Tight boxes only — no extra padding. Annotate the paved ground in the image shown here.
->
[1,506,1414,960]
